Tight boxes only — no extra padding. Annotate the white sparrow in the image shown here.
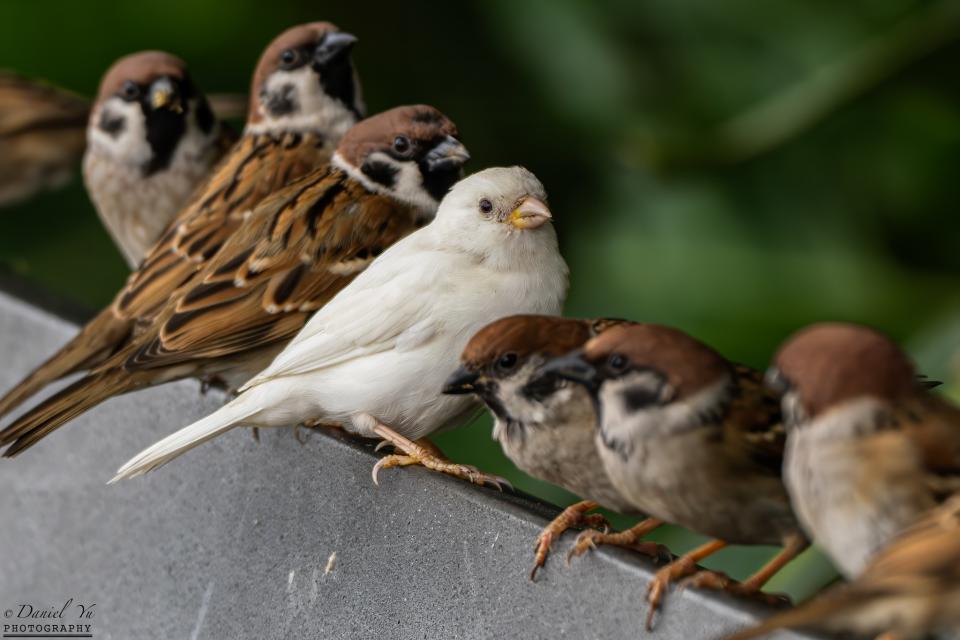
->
[0,22,364,424]
[442,314,667,579]
[768,322,960,579]
[82,51,236,267]
[725,494,960,640]
[110,166,569,485]
[541,323,807,629]
[0,105,468,456]
[0,70,88,206]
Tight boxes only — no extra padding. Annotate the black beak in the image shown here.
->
[424,135,471,172]
[539,350,599,389]
[442,366,480,395]
[314,31,358,67]
[763,367,789,396]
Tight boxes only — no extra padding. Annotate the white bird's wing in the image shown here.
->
[240,241,442,390]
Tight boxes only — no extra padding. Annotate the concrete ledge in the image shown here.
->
[0,289,817,639]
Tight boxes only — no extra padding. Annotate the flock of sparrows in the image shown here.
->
[1,20,958,640]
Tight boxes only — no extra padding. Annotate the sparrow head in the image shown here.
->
[768,322,916,425]
[444,315,623,428]
[432,166,561,269]
[247,22,363,137]
[88,51,219,175]
[332,104,469,216]
[541,323,734,439]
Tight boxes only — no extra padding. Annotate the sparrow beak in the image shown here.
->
[149,77,183,114]
[424,136,471,172]
[509,196,552,229]
[763,367,789,396]
[539,350,598,388]
[314,31,358,66]
[442,366,481,395]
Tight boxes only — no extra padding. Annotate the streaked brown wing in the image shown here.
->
[865,494,960,580]
[725,364,786,475]
[0,71,89,206]
[120,169,421,371]
[113,130,329,321]
[894,395,960,499]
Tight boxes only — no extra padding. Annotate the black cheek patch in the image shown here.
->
[521,375,559,403]
[265,84,297,117]
[361,159,398,189]
[620,386,664,412]
[98,110,126,138]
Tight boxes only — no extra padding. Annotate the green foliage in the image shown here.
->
[4,0,960,602]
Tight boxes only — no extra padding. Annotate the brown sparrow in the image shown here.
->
[442,315,667,579]
[0,70,88,206]
[0,105,469,456]
[83,51,236,267]
[768,322,960,580]
[0,65,246,215]
[541,323,808,629]
[725,494,960,640]
[0,22,364,424]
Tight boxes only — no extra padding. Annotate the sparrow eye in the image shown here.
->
[608,354,628,372]
[393,135,411,154]
[120,81,140,101]
[279,48,301,69]
[478,198,494,215]
[497,352,518,371]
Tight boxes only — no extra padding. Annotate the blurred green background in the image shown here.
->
[4,0,960,603]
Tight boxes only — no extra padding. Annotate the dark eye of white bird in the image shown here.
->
[393,136,410,154]
[121,81,140,101]
[479,198,493,214]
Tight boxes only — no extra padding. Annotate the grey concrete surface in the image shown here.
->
[0,290,819,639]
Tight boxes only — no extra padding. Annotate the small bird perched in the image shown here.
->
[0,65,245,214]
[83,51,236,267]
[442,315,666,579]
[0,71,88,206]
[0,22,364,424]
[767,322,960,579]
[725,495,960,640]
[541,323,807,629]
[0,104,468,456]
[111,166,569,484]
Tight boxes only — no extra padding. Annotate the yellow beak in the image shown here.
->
[150,78,183,113]
[509,196,552,229]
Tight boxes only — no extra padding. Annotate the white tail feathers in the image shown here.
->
[110,394,262,483]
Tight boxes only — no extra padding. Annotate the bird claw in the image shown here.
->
[567,518,668,564]
[370,423,510,491]
[530,502,605,580]
[645,556,699,631]
[678,570,791,607]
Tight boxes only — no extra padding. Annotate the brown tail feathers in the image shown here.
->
[0,308,131,421]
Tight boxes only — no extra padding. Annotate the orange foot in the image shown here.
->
[530,500,609,581]
[372,423,510,491]
[646,539,728,630]
[679,570,790,606]
[567,517,667,564]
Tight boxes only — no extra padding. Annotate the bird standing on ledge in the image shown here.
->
[111,166,568,487]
